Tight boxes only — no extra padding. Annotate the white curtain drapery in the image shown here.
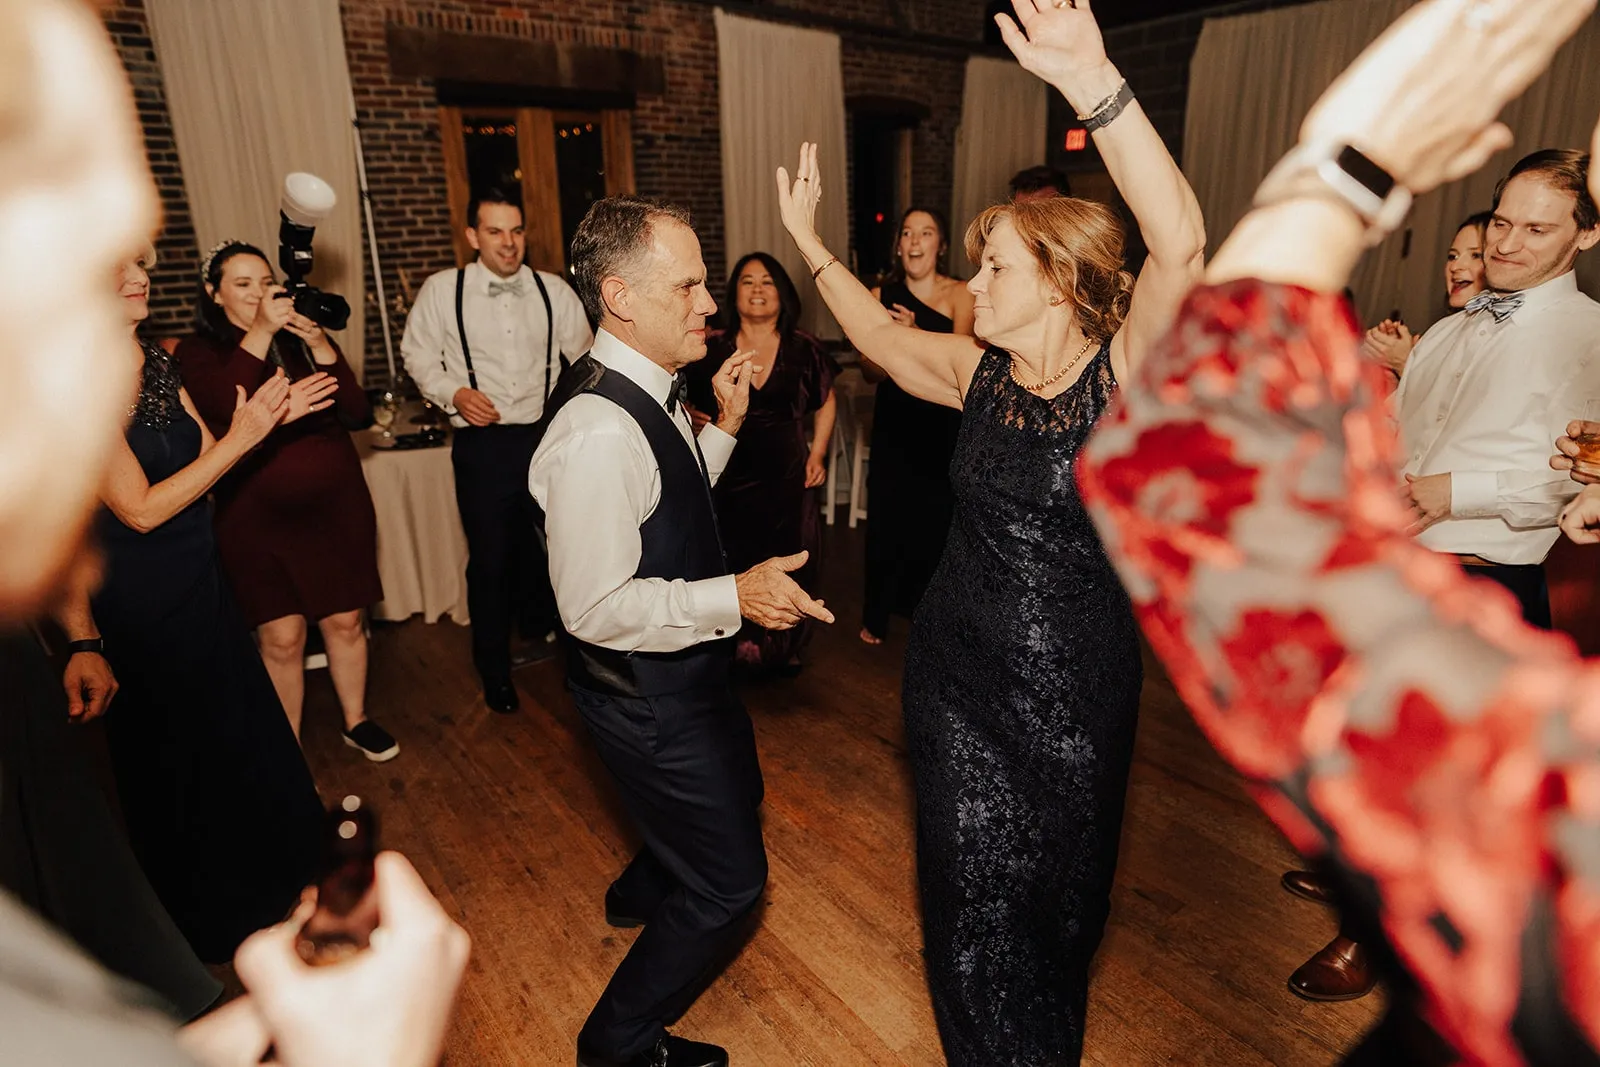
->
[1184,0,1600,330]
[715,9,850,339]
[950,56,1049,278]
[145,0,366,379]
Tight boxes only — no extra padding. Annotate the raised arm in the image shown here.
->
[777,144,983,409]
[995,0,1205,383]
[1079,0,1599,1054]
[101,377,288,534]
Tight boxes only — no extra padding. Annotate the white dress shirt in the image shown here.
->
[1394,269,1600,564]
[528,329,743,653]
[400,260,594,428]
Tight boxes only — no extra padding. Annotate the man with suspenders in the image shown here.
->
[401,187,594,713]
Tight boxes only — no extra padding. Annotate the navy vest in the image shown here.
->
[532,354,734,697]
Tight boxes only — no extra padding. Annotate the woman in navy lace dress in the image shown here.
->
[92,255,323,963]
[775,2,1205,1060]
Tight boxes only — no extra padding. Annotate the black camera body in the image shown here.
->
[278,211,351,332]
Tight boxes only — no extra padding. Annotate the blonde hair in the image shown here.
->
[964,198,1134,343]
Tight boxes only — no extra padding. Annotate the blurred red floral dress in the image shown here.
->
[1080,280,1600,1067]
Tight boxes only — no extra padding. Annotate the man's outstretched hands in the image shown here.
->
[736,552,835,630]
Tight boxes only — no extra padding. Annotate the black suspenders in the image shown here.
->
[452,267,556,397]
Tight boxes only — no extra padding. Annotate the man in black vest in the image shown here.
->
[529,197,833,1067]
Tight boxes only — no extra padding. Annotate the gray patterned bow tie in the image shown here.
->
[487,278,525,298]
[1464,291,1525,323]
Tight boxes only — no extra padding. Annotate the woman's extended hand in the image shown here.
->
[776,143,827,259]
[1299,0,1595,195]
[285,372,339,423]
[230,371,291,449]
[993,0,1115,107]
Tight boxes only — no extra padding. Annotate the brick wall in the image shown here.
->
[108,0,1312,379]
[102,0,201,338]
[343,0,998,380]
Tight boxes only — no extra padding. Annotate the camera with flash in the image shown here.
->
[278,172,351,331]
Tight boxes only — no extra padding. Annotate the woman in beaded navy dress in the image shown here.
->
[775,1,1205,1060]
[92,254,323,963]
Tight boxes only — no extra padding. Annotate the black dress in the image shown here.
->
[91,341,323,963]
[0,630,220,1018]
[902,344,1143,1065]
[686,330,839,669]
[864,280,963,639]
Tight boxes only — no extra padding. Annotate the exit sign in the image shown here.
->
[1064,128,1088,152]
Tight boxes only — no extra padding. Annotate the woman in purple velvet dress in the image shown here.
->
[686,253,839,673]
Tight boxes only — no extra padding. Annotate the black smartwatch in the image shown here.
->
[66,638,105,656]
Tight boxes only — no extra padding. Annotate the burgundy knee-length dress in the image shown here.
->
[175,329,383,627]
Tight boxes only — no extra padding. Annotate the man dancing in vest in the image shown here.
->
[529,197,834,1067]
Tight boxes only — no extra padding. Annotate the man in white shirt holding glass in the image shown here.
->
[529,197,833,1067]
[400,188,594,713]
[1395,148,1600,629]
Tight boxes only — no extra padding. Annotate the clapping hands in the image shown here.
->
[286,372,339,423]
[1361,320,1415,376]
[229,371,292,449]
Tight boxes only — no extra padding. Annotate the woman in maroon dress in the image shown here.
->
[175,241,396,761]
[686,252,839,673]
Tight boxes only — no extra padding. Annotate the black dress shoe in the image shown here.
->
[578,1035,728,1067]
[1281,869,1338,905]
[603,886,648,929]
[484,680,520,714]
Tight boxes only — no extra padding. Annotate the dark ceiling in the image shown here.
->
[1095,0,1270,27]
[981,0,1271,36]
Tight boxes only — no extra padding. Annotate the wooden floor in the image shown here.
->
[298,521,1381,1065]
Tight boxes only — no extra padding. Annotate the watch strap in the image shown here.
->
[1255,143,1412,246]
[66,638,105,656]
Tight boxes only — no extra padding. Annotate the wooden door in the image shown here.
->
[438,105,638,273]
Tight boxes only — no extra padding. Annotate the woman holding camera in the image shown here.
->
[96,251,324,964]
[175,241,394,762]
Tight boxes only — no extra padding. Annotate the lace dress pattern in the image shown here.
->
[903,343,1144,1065]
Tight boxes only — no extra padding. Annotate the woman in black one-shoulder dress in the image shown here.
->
[93,257,322,963]
[862,209,970,644]
[775,2,1206,1058]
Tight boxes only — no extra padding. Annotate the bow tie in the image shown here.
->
[1464,291,1525,323]
[666,374,689,415]
[487,278,525,298]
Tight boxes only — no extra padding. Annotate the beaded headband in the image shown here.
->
[200,238,247,282]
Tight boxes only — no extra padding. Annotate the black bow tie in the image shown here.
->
[666,374,689,415]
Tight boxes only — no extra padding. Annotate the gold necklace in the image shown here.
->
[1011,336,1095,394]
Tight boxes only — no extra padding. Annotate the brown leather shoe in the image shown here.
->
[1289,935,1376,1001]
[1281,869,1338,905]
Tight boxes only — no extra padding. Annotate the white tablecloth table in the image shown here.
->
[354,429,470,625]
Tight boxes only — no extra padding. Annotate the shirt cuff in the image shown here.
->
[1449,471,1500,519]
[688,574,742,642]
[697,423,737,472]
